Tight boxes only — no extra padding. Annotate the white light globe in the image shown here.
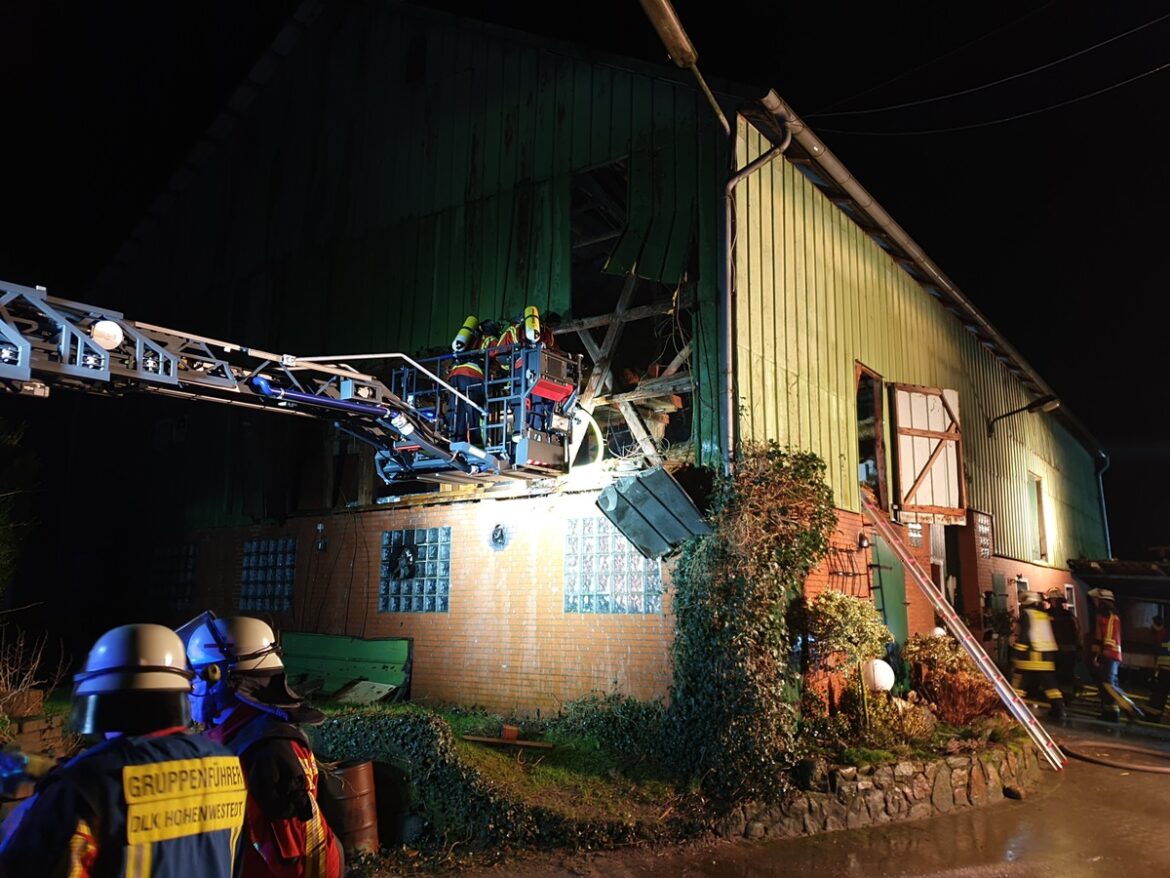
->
[91,320,124,351]
[862,658,895,693]
[932,626,947,638]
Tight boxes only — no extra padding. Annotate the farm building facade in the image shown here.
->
[89,3,1108,713]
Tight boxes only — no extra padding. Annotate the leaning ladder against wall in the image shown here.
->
[861,499,1066,772]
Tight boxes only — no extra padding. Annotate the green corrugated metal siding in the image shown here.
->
[733,120,1106,563]
[116,6,721,354]
[108,5,729,523]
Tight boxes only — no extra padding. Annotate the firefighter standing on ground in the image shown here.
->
[180,613,343,878]
[1010,591,1065,721]
[1045,587,1080,700]
[1146,614,1170,724]
[0,623,247,877]
[1088,587,1124,722]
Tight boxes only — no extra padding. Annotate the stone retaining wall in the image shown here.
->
[716,745,1042,840]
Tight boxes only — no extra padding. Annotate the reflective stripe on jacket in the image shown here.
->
[449,332,494,381]
[1093,612,1123,663]
[1019,607,1058,653]
[0,730,245,878]
[209,706,342,878]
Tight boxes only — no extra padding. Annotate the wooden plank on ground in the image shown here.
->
[462,735,555,750]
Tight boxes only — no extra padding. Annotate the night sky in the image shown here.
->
[1,0,1166,558]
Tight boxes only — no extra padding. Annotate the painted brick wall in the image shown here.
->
[185,498,1034,715]
[190,489,675,716]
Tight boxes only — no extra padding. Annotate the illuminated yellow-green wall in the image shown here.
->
[732,120,1106,565]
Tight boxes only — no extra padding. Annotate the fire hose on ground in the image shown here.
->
[1058,739,1170,774]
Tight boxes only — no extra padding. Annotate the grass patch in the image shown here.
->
[310,701,701,856]
[44,688,71,717]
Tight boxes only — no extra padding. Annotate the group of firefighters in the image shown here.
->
[446,306,557,449]
[1010,585,1170,724]
[0,614,343,878]
[0,308,565,877]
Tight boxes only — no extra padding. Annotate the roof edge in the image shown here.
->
[742,92,1106,460]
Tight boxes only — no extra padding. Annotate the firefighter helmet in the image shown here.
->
[1019,591,1045,607]
[184,615,284,674]
[71,623,194,735]
[180,614,284,726]
[1088,588,1115,602]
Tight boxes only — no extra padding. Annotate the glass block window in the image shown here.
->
[150,543,197,613]
[240,538,297,612]
[379,527,451,613]
[564,516,662,614]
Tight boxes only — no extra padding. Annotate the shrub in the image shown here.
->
[665,443,836,806]
[803,590,893,671]
[902,633,1003,726]
[929,670,1003,726]
[549,692,664,764]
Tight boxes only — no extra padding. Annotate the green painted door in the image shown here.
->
[872,535,909,643]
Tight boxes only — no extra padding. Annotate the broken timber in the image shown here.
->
[566,281,694,467]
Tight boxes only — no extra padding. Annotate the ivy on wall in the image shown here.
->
[664,442,837,806]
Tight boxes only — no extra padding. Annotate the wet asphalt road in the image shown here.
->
[469,725,1170,878]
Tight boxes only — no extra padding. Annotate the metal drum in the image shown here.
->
[321,759,380,853]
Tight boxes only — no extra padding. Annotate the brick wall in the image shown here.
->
[3,691,72,758]
[804,510,937,638]
[191,489,675,716]
[186,495,1065,714]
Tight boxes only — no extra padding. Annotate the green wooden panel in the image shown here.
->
[111,4,739,522]
[732,117,1107,564]
[872,536,909,644]
[282,631,410,694]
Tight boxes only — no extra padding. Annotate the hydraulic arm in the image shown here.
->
[0,280,581,483]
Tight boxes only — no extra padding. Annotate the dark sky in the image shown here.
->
[1,0,1166,557]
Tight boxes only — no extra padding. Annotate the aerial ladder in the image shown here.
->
[0,279,582,485]
[862,498,1066,771]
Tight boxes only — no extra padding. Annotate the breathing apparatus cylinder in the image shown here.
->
[452,315,480,352]
[523,306,541,344]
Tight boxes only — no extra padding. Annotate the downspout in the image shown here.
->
[636,0,793,474]
[722,116,791,472]
[1096,451,1113,559]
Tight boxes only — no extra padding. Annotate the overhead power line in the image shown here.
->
[810,2,1054,117]
[813,61,1170,137]
[810,10,1170,119]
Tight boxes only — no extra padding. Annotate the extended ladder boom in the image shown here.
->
[2,279,581,482]
[862,499,1066,771]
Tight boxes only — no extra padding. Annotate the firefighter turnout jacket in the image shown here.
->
[0,729,246,878]
[1155,621,1170,671]
[448,327,495,382]
[207,704,341,878]
[1012,608,1058,671]
[1093,611,1123,663]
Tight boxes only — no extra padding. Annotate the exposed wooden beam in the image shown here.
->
[553,299,674,335]
[575,329,612,393]
[661,340,692,378]
[592,374,692,406]
[580,273,639,407]
[617,401,662,465]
